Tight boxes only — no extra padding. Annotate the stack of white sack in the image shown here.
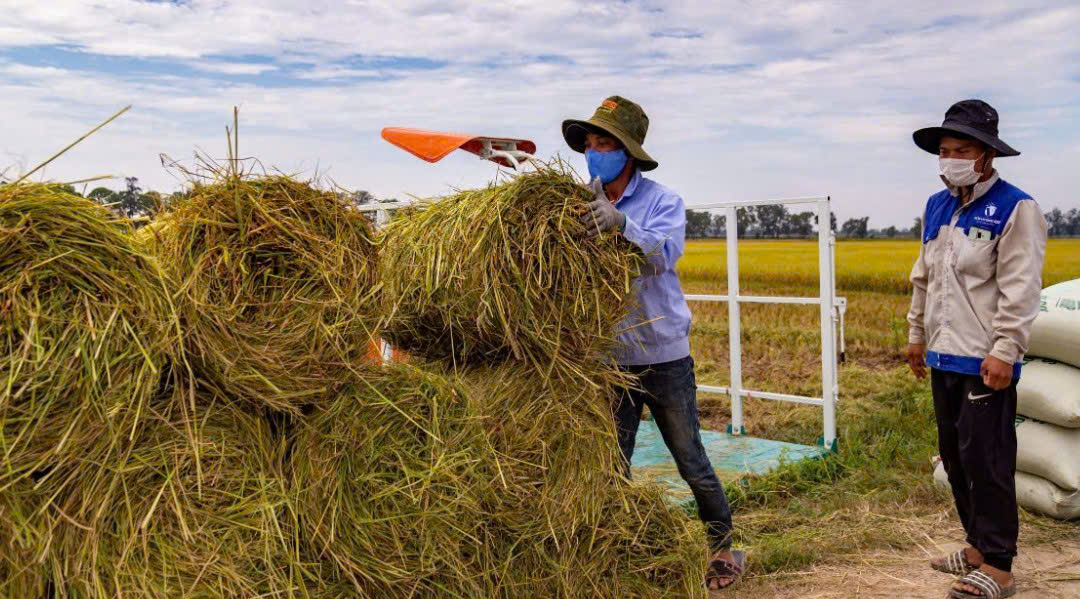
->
[933,279,1080,521]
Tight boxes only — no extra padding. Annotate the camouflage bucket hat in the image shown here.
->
[562,95,658,171]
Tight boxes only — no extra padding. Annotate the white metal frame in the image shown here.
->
[689,196,845,449]
[477,138,539,170]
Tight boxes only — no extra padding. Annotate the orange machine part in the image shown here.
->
[364,338,409,364]
[381,127,536,168]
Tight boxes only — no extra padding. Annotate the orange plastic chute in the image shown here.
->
[381,128,476,163]
[381,127,536,168]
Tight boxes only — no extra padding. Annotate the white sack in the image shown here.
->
[1017,358,1080,428]
[1015,415,1080,491]
[933,461,1080,521]
[1028,279,1080,369]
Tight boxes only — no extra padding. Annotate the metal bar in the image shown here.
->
[488,149,521,169]
[725,205,743,435]
[747,390,825,406]
[354,201,412,213]
[817,198,838,447]
[696,384,730,395]
[696,385,824,406]
[691,196,830,210]
[685,294,847,306]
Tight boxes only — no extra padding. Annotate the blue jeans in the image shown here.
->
[614,355,733,551]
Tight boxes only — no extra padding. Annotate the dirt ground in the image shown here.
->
[718,538,1080,598]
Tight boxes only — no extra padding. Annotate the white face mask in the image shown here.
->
[938,154,985,187]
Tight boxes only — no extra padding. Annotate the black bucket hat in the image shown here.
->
[913,99,1020,157]
[562,96,658,171]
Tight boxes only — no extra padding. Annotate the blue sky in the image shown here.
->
[2,0,1078,227]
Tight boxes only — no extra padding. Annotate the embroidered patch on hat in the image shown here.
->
[598,99,618,113]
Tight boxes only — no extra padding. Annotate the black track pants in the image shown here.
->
[932,368,1018,572]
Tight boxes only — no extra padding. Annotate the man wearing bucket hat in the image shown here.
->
[906,100,1047,599]
[563,96,743,591]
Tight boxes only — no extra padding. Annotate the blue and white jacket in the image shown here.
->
[907,172,1048,380]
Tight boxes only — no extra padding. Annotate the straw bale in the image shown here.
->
[292,361,707,598]
[52,396,326,598]
[291,363,502,598]
[462,364,708,598]
[379,165,643,377]
[1,183,174,536]
[145,175,380,412]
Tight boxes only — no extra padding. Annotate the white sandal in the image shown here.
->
[950,569,1016,599]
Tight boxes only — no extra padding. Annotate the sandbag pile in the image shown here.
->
[934,279,1080,521]
[1012,279,1080,520]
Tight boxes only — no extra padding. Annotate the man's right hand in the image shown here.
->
[906,343,927,379]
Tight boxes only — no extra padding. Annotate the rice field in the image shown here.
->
[675,238,1080,590]
[679,238,1080,425]
[680,238,1080,295]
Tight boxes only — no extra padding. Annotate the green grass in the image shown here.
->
[676,239,1080,577]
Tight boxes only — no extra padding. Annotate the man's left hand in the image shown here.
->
[580,177,625,238]
[980,355,1013,390]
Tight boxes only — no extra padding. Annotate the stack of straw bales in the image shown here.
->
[357,164,708,596]
[1,183,178,598]
[1,163,706,597]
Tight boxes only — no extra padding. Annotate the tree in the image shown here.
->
[755,204,787,238]
[882,225,899,238]
[735,207,756,237]
[684,209,712,238]
[910,216,923,238]
[784,211,815,237]
[840,216,869,239]
[53,183,81,197]
[1066,208,1080,236]
[1046,207,1068,237]
[708,213,726,237]
[88,186,117,205]
[112,177,154,219]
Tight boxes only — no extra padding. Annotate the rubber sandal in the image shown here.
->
[949,569,1016,599]
[706,549,745,591]
[931,549,977,575]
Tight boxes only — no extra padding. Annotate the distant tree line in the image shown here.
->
[686,205,1080,239]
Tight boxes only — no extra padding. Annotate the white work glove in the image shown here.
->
[579,177,625,238]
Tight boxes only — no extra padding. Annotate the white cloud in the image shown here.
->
[0,0,1078,227]
[192,61,279,75]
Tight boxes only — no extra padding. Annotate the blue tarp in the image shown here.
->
[629,419,828,500]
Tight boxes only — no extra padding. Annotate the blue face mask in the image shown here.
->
[585,149,629,184]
